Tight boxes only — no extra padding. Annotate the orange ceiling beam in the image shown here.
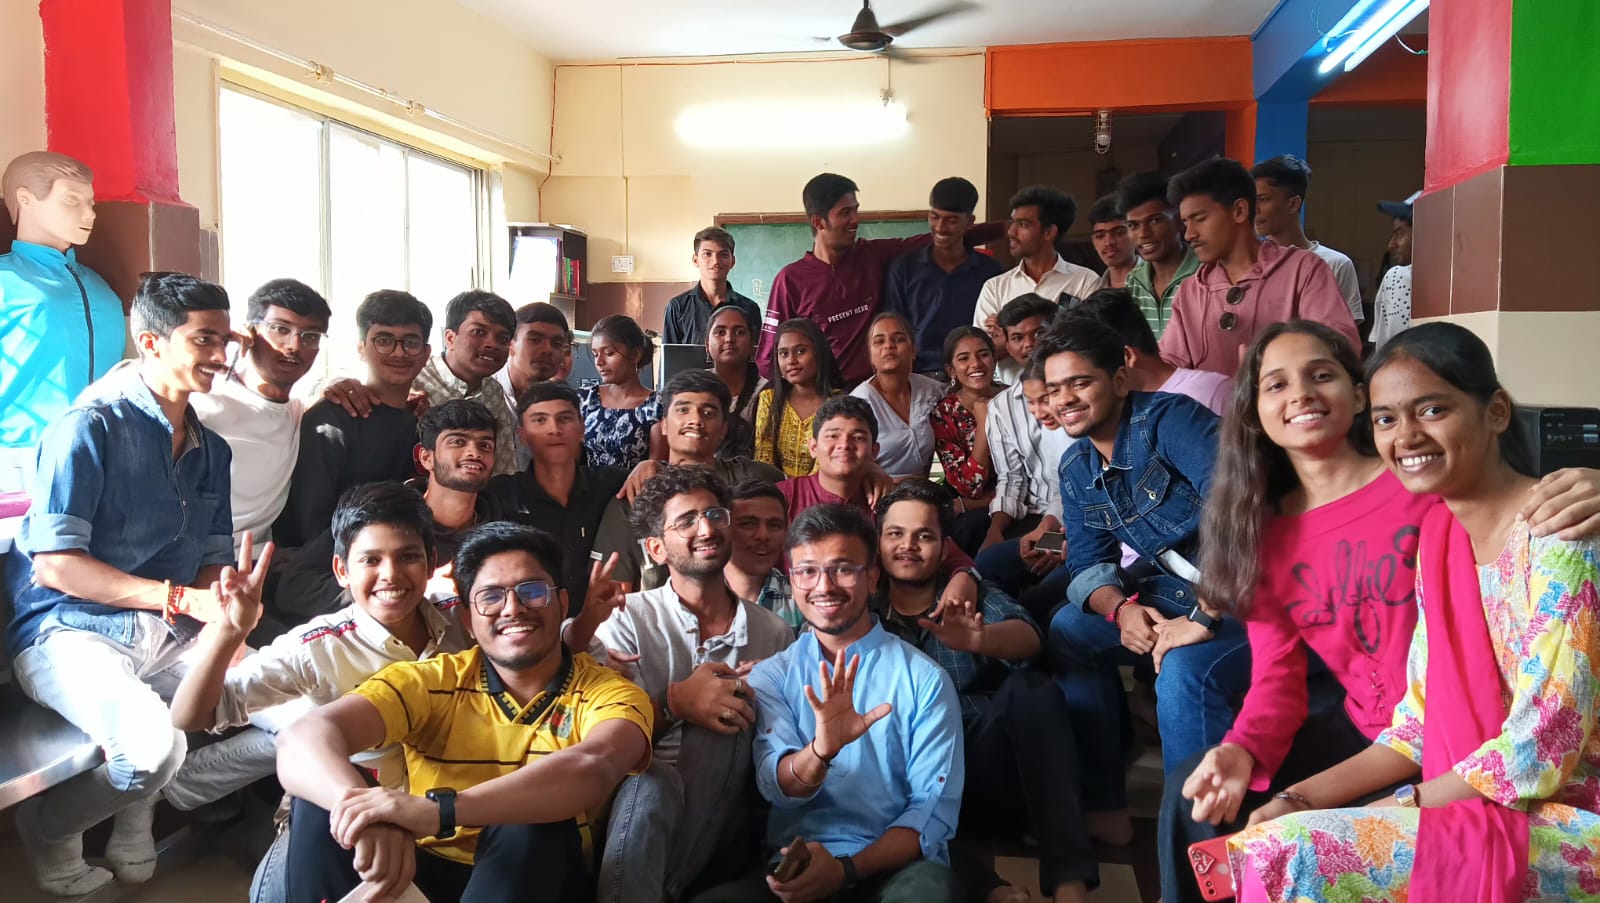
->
[985,37,1256,117]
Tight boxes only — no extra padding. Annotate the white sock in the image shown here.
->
[105,796,160,884]
[16,801,114,897]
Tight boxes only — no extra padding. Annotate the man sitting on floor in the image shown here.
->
[3,272,237,895]
[574,466,794,903]
[874,481,1096,903]
[274,522,654,903]
[692,503,964,903]
[727,480,801,631]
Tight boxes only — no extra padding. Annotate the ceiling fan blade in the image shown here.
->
[883,45,930,63]
[881,1,977,36]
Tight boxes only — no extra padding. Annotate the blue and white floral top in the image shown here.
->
[579,387,661,471]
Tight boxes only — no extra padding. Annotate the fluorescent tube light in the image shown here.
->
[1318,0,1424,74]
[1342,0,1429,71]
[674,100,909,151]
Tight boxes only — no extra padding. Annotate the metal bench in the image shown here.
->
[0,682,104,813]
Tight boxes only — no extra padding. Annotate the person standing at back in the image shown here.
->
[1159,159,1357,376]
[757,172,1002,386]
[1251,155,1363,325]
[883,177,1004,379]
[663,227,762,346]
[1088,194,1137,291]
[1368,192,1418,350]
[973,186,1101,383]
[1118,172,1201,338]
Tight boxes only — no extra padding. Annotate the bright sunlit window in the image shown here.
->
[218,85,484,382]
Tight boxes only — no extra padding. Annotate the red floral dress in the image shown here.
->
[930,390,992,499]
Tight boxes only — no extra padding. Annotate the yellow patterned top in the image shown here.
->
[753,388,840,478]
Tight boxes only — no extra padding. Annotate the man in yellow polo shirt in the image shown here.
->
[275,522,652,903]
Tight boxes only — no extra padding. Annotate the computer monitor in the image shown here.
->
[566,330,656,391]
[659,344,712,389]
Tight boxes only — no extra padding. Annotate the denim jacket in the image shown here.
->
[1058,390,1219,611]
[5,365,234,654]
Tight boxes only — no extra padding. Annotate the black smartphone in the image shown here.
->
[1036,531,1065,554]
[770,835,811,882]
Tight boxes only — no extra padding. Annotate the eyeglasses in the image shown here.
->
[253,319,325,348]
[369,334,429,356]
[790,562,868,590]
[470,580,556,617]
[666,507,731,536]
[1218,285,1247,331]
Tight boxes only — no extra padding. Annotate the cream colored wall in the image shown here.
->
[542,53,988,283]
[0,3,46,180]
[168,0,555,290]
[1421,311,1600,407]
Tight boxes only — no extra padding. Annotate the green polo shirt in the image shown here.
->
[1125,249,1201,337]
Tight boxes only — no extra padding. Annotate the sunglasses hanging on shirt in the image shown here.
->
[1218,285,1248,331]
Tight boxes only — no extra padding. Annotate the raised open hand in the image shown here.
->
[803,649,892,759]
[918,597,985,654]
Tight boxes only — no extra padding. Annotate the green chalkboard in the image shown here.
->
[724,220,929,311]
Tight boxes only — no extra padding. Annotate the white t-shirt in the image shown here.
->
[850,374,944,478]
[1307,241,1364,323]
[192,374,304,551]
[1369,265,1413,350]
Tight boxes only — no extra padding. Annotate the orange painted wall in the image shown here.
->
[986,37,1255,116]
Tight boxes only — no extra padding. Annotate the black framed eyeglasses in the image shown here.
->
[369,334,428,356]
[666,507,731,536]
[790,563,868,591]
[1218,285,1247,331]
[470,580,556,617]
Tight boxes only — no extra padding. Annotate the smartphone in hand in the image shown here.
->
[1188,835,1236,901]
[770,836,811,882]
[1035,531,1065,554]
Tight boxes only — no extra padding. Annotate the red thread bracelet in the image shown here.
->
[1106,592,1140,624]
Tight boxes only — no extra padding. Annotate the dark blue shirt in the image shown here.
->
[661,283,761,346]
[5,365,234,653]
[1058,390,1219,610]
[884,247,1004,373]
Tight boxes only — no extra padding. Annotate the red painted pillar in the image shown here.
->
[37,0,199,305]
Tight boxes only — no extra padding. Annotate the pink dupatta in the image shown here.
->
[1412,504,1529,902]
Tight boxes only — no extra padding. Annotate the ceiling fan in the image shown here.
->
[830,1,977,53]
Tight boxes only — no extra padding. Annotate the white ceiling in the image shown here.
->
[453,0,1283,62]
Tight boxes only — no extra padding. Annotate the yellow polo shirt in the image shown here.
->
[352,646,653,865]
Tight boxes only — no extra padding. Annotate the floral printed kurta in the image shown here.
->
[1227,523,1600,902]
[930,390,993,499]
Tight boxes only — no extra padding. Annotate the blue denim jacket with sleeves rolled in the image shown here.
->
[1058,390,1219,611]
[4,364,234,654]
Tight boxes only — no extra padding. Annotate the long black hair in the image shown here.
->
[1200,320,1372,616]
[1365,322,1535,477]
[765,318,844,453]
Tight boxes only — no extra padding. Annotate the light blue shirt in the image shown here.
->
[749,618,964,862]
[0,240,125,448]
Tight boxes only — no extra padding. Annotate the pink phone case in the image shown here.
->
[1188,835,1237,901]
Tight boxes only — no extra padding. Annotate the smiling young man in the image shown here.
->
[873,481,1096,903]
[973,185,1101,380]
[1037,318,1250,845]
[727,480,802,630]
[1116,171,1201,338]
[694,503,965,903]
[663,227,761,346]
[620,369,784,499]
[495,304,572,469]
[415,289,519,475]
[3,272,237,895]
[274,522,653,903]
[277,289,434,548]
[758,173,1002,385]
[1088,194,1136,291]
[1251,156,1362,325]
[1158,159,1357,376]
[576,467,794,903]
[162,483,471,821]
[884,177,1005,377]
[192,278,331,553]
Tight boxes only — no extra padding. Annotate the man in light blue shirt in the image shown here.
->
[694,503,964,903]
[0,152,124,478]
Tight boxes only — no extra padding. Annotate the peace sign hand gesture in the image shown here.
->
[565,553,626,653]
[803,649,893,760]
[211,531,275,639]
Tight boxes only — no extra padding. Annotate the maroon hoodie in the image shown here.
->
[1158,239,1359,376]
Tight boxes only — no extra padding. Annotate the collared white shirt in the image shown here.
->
[985,382,1069,521]
[414,353,518,475]
[214,594,471,786]
[974,254,1101,383]
[591,582,794,765]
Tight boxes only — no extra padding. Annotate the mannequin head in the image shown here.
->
[3,151,96,250]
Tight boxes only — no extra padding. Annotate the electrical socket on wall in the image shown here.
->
[611,255,635,274]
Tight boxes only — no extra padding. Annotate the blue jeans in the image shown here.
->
[976,538,1072,623]
[1046,573,1250,808]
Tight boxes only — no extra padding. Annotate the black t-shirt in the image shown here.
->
[275,399,420,547]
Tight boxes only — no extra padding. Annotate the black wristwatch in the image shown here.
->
[425,787,458,839]
[1186,605,1222,632]
[835,854,859,888]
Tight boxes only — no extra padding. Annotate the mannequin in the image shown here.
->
[0,151,126,464]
